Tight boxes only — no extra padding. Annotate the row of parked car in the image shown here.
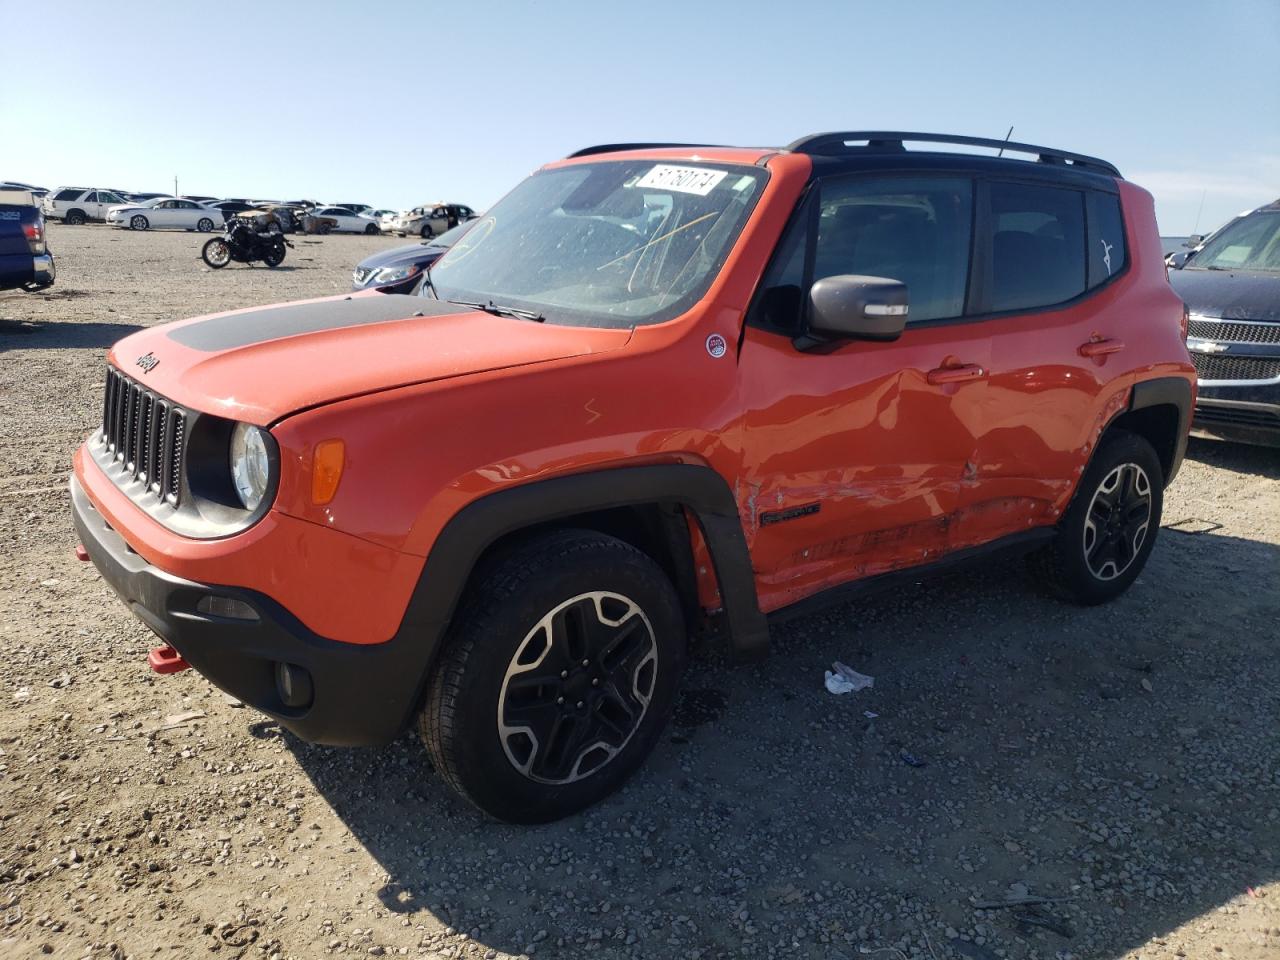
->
[10,182,478,238]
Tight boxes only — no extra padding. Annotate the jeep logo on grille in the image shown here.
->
[135,351,159,373]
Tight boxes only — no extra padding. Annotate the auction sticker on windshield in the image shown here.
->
[635,165,728,196]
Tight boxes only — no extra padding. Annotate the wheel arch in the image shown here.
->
[397,464,769,692]
[1106,376,1193,486]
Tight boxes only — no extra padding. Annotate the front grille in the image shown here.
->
[1190,353,1280,382]
[101,367,186,505]
[1188,318,1280,345]
[1195,405,1280,429]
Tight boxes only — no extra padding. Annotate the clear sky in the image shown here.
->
[2,0,1276,235]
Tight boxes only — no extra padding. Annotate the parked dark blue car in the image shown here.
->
[350,222,470,294]
[1169,199,1280,445]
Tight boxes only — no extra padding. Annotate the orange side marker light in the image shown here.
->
[312,439,346,505]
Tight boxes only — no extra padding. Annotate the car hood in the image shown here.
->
[107,293,632,425]
[1169,267,1280,323]
[356,241,446,272]
[107,204,146,215]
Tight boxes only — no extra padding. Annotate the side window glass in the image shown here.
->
[56,189,80,201]
[1087,192,1126,287]
[987,182,1086,312]
[815,176,973,323]
[84,192,98,203]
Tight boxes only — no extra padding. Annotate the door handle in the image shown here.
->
[1079,338,1125,357]
[926,363,985,385]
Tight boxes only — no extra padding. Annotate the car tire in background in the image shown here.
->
[66,209,86,225]
[419,529,686,823]
[420,225,433,239]
[1029,429,1164,605]
[364,223,380,235]
[130,215,149,231]
[197,218,215,232]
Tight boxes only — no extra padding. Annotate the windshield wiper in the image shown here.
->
[448,299,545,322]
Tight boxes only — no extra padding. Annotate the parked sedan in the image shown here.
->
[389,202,476,238]
[312,206,382,234]
[106,198,220,232]
[350,221,470,294]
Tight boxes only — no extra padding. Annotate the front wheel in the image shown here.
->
[364,223,380,235]
[197,217,215,232]
[1029,429,1164,605]
[201,237,231,268]
[419,530,686,823]
[130,214,149,231]
[262,244,286,267]
[419,224,433,239]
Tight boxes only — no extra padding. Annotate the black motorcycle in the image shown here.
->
[201,217,292,269]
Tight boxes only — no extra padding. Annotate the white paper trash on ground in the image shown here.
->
[823,661,875,695]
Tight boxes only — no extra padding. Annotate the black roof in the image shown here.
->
[567,131,1121,180]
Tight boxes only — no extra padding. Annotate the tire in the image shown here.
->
[197,217,215,232]
[1029,429,1164,605]
[130,214,149,231]
[419,529,686,823]
[419,224,433,239]
[364,223,380,235]
[262,244,285,268]
[201,237,231,268]
[65,209,86,225]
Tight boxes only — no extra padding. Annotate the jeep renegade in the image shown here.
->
[72,132,1196,822]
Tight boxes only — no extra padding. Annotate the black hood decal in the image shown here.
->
[167,294,469,352]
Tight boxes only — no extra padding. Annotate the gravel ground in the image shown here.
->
[1,224,1277,960]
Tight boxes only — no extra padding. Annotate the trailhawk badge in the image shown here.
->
[705,333,727,359]
[135,351,160,373]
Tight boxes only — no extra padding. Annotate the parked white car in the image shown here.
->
[311,206,383,234]
[106,198,221,232]
[42,187,130,224]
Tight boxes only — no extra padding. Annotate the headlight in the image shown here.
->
[230,423,271,510]
[373,264,420,284]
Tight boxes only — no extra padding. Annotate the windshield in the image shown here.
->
[1191,210,1280,272]
[427,160,768,327]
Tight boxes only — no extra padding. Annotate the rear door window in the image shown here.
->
[986,182,1086,312]
[55,189,82,201]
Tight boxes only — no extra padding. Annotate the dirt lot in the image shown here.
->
[1,224,1277,960]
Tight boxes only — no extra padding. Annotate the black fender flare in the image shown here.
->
[1128,375,1193,484]
[399,463,769,666]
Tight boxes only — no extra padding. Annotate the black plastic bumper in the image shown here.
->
[71,475,427,746]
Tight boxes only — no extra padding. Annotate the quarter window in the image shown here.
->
[987,182,1086,312]
[1087,192,1126,287]
[55,189,81,201]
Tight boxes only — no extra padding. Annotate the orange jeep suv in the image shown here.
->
[72,132,1195,822]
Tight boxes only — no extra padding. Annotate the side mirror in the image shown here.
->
[807,275,909,342]
[1167,251,1191,270]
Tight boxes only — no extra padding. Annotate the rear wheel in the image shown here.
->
[65,209,86,225]
[1029,430,1163,605]
[420,224,433,239]
[197,217,215,232]
[419,530,686,823]
[130,214,149,231]
[201,237,231,268]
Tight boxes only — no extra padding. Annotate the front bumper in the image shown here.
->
[1192,391,1280,446]
[71,475,430,746]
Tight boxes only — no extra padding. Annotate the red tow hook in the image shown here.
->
[148,645,190,675]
